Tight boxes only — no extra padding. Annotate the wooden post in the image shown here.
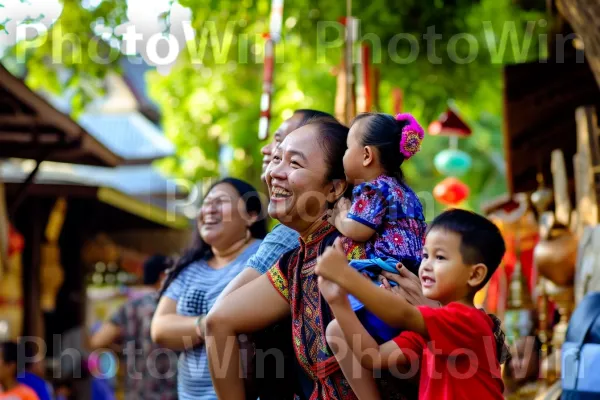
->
[574,106,599,229]
[0,174,8,278]
[20,199,45,339]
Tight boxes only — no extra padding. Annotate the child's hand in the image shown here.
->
[329,197,351,229]
[315,237,350,284]
[379,263,441,308]
[318,276,348,305]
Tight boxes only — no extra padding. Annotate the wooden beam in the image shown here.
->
[0,115,62,130]
[3,183,98,199]
[0,94,30,115]
[0,65,124,167]
[0,132,64,144]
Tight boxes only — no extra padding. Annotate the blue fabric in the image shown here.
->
[347,257,401,311]
[347,258,402,343]
[92,378,116,400]
[246,224,299,274]
[562,292,600,398]
[17,372,53,400]
[343,175,426,263]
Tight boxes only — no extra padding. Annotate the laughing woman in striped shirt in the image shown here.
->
[151,178,266,400]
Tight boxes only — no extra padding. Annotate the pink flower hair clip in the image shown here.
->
[396,113,425,159]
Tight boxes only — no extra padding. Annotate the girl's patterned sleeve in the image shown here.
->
[347,181,389,230]
[267,259,290,303]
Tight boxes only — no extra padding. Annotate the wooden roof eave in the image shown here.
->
[0,65,124,167]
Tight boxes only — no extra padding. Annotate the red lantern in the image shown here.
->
[433,177,470,205]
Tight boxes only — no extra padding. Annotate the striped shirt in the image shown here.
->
[163,240,261,400]
[246,224,299,274]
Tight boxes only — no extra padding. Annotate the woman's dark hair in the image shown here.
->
[302,118,349,181]
[298,118,352,204]
[159,178,267,297]
[294,109,338,126]
[352,112,409,182]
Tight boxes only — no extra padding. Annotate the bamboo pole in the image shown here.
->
[344,0,355,124]
[258,0,284,140]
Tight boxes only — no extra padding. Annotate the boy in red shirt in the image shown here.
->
[315,209,510,399]
[0,342,39,400]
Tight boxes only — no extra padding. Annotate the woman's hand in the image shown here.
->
[379,263,441,308]
[318,276,348,305]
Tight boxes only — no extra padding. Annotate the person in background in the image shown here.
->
[152,178,267,400]
[16,342,53,400]
[0,341,39,400]
[89,255,177,400]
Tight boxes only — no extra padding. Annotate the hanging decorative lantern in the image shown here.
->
[429,105,473,207]
[428,107,473,137]
[434,149,472,177]
[433,177,470,206]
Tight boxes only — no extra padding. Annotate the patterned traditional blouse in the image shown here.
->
[344,175,426,272]
[110,293,178,400]
[267,219,357,400]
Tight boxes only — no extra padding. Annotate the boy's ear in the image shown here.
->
[468,263,488,289]
[363,145,375,167]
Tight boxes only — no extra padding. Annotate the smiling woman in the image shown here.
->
[150,177,266,400]
[205,120,359,400]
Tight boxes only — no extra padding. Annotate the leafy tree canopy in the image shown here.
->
[2,0,548,212]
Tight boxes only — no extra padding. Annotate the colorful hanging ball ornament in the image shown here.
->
[433,177,470,206]
[434,149,472,177]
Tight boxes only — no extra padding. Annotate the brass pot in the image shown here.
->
[534,226,578,286]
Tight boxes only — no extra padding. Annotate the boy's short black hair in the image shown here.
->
[0,341,18,365]
[428,209,506,289]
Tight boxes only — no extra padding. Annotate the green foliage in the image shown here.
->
[6,0,547,212]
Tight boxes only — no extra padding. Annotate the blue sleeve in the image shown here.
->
[347,181,389,230]
[163,270,186,301]
[17,374,52,400]
[246,225,299,274]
